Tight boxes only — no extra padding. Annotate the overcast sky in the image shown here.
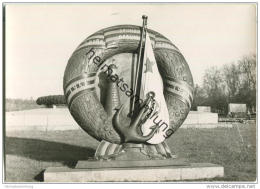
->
[5,3,256,99]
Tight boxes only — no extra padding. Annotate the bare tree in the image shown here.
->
[202,66,227,113]
[239,54,256,91]
[191,84,208,110]
[195,54,256,114]
[222,63,241,102]
[238,54,256,112]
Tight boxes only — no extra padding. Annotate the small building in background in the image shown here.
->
[228,103,247,118]
[197,106,211,112]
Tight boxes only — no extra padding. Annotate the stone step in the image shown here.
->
[44,162,224,182]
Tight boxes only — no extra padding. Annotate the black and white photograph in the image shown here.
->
[3,2,257,186]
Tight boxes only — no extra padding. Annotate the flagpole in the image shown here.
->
[130,15,148,116]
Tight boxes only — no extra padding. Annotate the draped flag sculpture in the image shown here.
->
[140,29,170,144]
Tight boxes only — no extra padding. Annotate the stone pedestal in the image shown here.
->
[44,161,224,182]
[44,144,224,182]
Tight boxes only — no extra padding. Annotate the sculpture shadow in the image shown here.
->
[34,170,45,182]
[5,137,95,167]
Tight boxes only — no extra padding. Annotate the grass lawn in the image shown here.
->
[5,122,256,182]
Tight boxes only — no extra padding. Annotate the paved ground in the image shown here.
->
[6,108,79,131]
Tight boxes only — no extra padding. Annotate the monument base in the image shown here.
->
[44,161,224,182]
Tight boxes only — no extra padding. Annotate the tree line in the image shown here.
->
[6,98,41,111]
[191,54,256,115]
[36,95,66,106]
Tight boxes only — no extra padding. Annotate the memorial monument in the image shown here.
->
[44,16,224,182]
